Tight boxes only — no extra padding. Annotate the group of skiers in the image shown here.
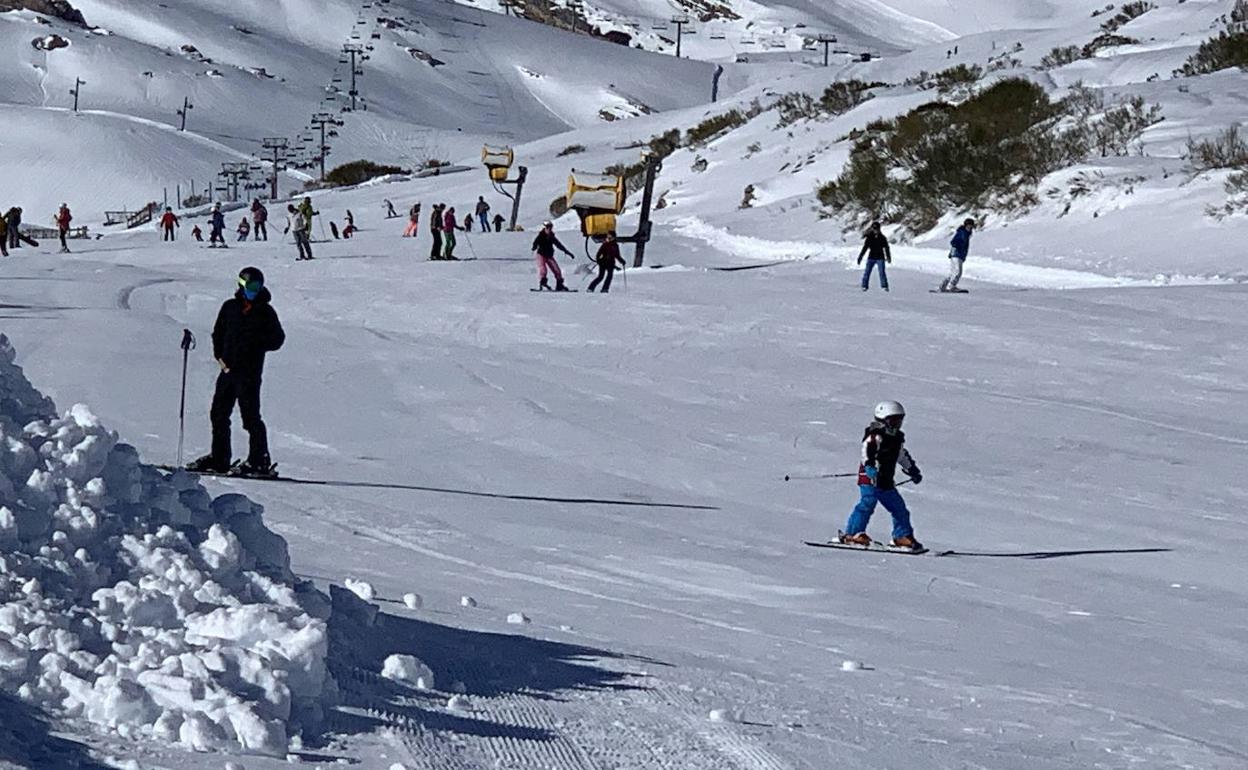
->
[404,196,506,261]
[1,204,75,256]
[858,218,975,293]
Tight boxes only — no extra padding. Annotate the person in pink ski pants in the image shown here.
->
[531,220,574,291]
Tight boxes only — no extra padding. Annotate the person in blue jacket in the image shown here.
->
[208,203,227,248]
[939,218,974,292]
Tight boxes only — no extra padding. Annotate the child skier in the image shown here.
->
[191,225,203,242]
[839,401,924,550]
[236,217,250,242]
[208,203,226,248]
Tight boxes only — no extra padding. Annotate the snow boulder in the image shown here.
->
[0,335,338,756]
[380,654,434,691]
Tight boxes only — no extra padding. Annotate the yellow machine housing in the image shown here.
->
[489,166,509,182]
[567,170,625,237]
[579,212,617,238]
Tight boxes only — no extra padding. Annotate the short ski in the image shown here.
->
[804,540,930,556]
[155,463,279,480]
[530,288,578,293]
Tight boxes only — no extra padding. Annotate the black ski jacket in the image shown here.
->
[857,421,918,490]
[859,231,891,262]
[212,288,285,377]
[532,230,570,258]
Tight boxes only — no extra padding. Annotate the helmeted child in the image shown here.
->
[236,217,251,241]
[208,203,227,247]
[839,401,924,551]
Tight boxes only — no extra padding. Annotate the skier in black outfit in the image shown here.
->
[188,267,286,476]
[588,231,625,293]
[857,221,891,291]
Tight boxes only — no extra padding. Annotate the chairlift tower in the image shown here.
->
[69,77,84,112]
[671,16,691,58]
[816,33,837,67]
[177,96,194,131]
[311,113,344,181]
[262,137,289,200]
[341,43,365,111]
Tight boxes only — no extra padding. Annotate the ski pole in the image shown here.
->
[783,472,857,481]
[463,229,480,260]
[176,328,196,466]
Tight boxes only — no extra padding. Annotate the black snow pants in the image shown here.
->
[255,221,268,241]
[588,264,616,293]
[209,370,270,465]
[430,230,442,259]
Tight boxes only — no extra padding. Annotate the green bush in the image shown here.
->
[933,64,983,93]
[776,80,876,127]
[1186,125,1248,171]
[819,79,1084,232]
[1100,2,1155,33]
[1176,31,1248,76]
[324,160,408,187]
[686,109,748,145]
[1041,45,1082,69]
[557,144,586,157]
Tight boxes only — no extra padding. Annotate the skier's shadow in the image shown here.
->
[935,547,1171,559]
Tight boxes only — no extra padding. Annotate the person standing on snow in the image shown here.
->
[251,199,268,241]
[429,203,444,259]
[0,211,8,257]
[403,202,421,237]
[284,204,313,261]
[191,224,203,242]
[940,218,975,293]
[55,203,73,253]
[236,217,251,242]
[839,401,924,551]
[160,207,180,241]
[857,221,891,292]
[475,196,491,232]
[492,212,505,232]
[187,266,285,477]
[588,231,625,293]
[532,220,574,291]
[442,206,460,260]
[208,203,227,248]
[5,207,23,250]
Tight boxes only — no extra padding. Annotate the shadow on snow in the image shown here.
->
[0,693,113,769]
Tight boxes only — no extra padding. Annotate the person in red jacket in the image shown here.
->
[55,203,72,253]
[251,199,268,241]
[588,231,625,293]
[160,207,180,241]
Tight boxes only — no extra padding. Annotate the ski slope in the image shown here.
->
[1,196,1246,767]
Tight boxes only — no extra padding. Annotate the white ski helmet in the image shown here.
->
[873,400,905,421]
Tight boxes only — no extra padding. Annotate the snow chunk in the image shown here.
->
[708,708,740,723]
[381,654,435,691]
[344,578,375,601]
[447,694,470,711]
[459,595,477,608]
[841,660,865,672]
[0,336,337,756]
[506,612,531,625]
[402,592,422,610]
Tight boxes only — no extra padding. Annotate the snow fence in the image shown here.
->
[0,334,337,755]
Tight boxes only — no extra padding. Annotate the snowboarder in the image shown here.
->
[5,207,23,250]
[939,218,975,293]
[55,203,72,253]
[588,231,625,293]
[403,202,421,237]
[532,221,574,291]
[442,206,460,260]
[429,203,444,259]
[475,196,491,232]
[187,266,285,476]
[236,217,251,242]
[839,401,924,551]
[857,221,891,292]
[251,199,268,241]
[492,212,505,232]
[191,224,203,242]
[284,204,313,261]
[208,203,227,248]
[384,199,399,219]
[161,207,180,241]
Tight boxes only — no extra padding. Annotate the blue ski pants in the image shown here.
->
[861,259,888,289]
[846,485,913,540]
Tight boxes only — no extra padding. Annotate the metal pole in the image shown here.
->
[674,19,684,58]
[509,166,527,231]
[631,156,660,268]
[177,329,195,467]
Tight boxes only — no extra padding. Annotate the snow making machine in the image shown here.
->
[566,151,662,267]
[483,145,526,231]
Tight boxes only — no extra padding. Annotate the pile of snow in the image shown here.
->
[380,654,434,691]
[0,335,337,756]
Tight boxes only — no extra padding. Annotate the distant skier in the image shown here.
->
[236,217,251,242]
[442,206,460,259]
[857,221,891,292]
[187,266,285,476]
[839,401,924,551]
[55,203,72,253]
[429,203,444,259]
[475,196,490,232]
[403,202,421,237]
[0,211,8,257]
[284,204,313,261]
[208,203,227,248]
[251,199,268,241]
[463,213,473,232]
[588,231,625,293]
[342,217,356,239]
[192,224,203,242]
[5,207,22,250]
[939,218,975,293]
[492,212,505,232]
[384,199,399,219]
[532,220,574,291]
[160,207,180,241]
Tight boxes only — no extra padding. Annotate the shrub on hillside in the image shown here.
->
[1176,31,1248,76]
[775,81,876,127]
[325,159,407,187]
[686,110,748,145]
[1100,2,1155,33]
[1186,124,1248,171]
[818,79,1087,232]
[1041,45,1082,69]
[933,64,983,94]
